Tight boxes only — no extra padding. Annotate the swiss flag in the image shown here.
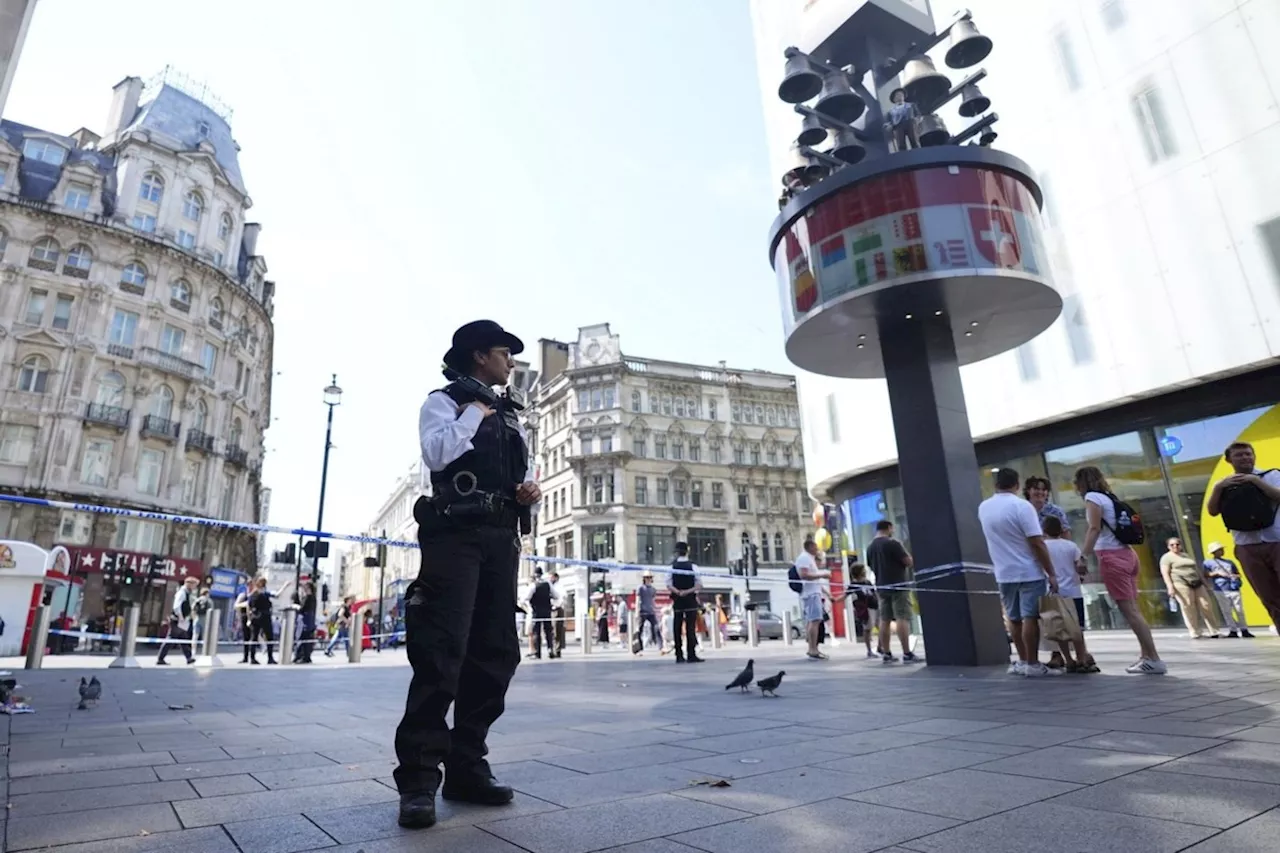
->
[968,205,1021,268]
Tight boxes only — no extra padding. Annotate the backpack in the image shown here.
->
[787,565,803,594]
[1219,470,1280,532]
[1102,493,1145,546]
[193,596,210,617]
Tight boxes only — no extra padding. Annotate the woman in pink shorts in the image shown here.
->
[1075,466,1166,674]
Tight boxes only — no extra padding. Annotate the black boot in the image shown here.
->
[398,792,437,829]
[442,766,514,805]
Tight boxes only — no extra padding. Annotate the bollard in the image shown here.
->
[279,607,297,667]
[783,611,794,647]
[348,608,364,663]
[580,611,592,655]
[24,605,50,670]
[195,608,224,667]
[844,595,858,648]
[711,614,723,649]
[747,610,760,648]
[108,605,142,668]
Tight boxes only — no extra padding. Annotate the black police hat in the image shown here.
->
[443,320,524,371]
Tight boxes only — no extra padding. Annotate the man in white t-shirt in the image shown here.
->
[978,468,1059,678]
[1209,441,1280,632]
[796,538,831,661]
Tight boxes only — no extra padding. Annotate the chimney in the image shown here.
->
[104,76,144,137]
[241,222,261,256]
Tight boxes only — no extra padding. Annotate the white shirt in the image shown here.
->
[1046,538,1083,599]
[171,586,193,632]
[1229,469,1280,546]
[418,391,535,481]
[1084,491,1124,551]
[978,491,1048,584]
[795,551,823,598]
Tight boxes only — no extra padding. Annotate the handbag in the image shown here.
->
[1039,593,1081,644]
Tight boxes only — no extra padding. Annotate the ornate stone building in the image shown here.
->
[0,70,274,633]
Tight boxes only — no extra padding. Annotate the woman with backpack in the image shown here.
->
[1075,466,1165,674]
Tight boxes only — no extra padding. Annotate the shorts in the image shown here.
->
[802,594,824,624]
[878,589,913,622]
[1097,548,1139,601]
[999,579,1047,621]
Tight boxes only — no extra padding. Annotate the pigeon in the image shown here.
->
[755,671,785,697]
[77,676,101,710]
[725,659,755,693]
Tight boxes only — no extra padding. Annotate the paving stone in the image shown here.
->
[1065,732,1227,757]
[1051,769,1280,828]
[174,779,396,827]
[657,718,791,739]
[9,779,197,817]
[949,723,1107,748]
[507,764,696,808]
[306,792,561,843]
[816,743,1011,785]
[901,801,1218,852]
[487,759,587,792]
[541,743,713,774]
[8,765,160,795]
[847,768,1081,820]
[223,814,336,853]
[8,750,176,778]
[488,740,589,764]
[671,797,959,853]
[484,793,747,853]
[971,745,1174,784]
[7,803,183,850]
[190,774,267,797]
[170,748,231,764]
[673,740,856,780]
[8,739,145,761]
[674,765,874,813]
[155,751,337,781]
[1182,806,1280,851]
[253,757,398,789]
[1158,740,1280,780]
[296,824,531,852]
[880,718,1011,737]
[17,826,239,853]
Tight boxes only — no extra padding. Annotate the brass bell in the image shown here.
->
[783,143,827,186]
[916,114,950,147]
[979,127,998,147]
[797,113,828,147]
[814,71,865,123]
[958,84,990,118]
[778,50,823,104]
[901,56,952,106]
[829,128,865,164]
[945,19,993,69]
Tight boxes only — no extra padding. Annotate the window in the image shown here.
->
[52,295,73,331]
[708,399,717,421]
[766,447,778,466]
[0,425,36,465]
[740,532,751,564]
[213,250,224,267]
[671,439,683,461]
[160,324,185,356]
[55,510,93,545]
[769,487,782,508]
[96,370,125,407]
[193,399,208,433]
[691,480,703,508]
[151,385,174,420]
[657,478,669,506]
[64,183,91,210]
[689,438,701,462]
[170,279,191,306]
[137,448,164,495]
[0,228,7,260]
[733,444,745,465]
[113,518,166,553]
[712,482,723,509]
[17,355,50,393]
[761,533,771,563]
[218,213,232,241]
[590,474,605,503]
[65,244,92,273]
[635,476,648,505]
[737,486,749,511]
[110,310,139,346]
[1100,0,1126,30]
[182,190,204,221]
[220,473,237,520]
[1053,28,1082,91]
[654,436,666,459]
[784,447,794,467]
[600,433,613,453]
[774,532,785,562]
[661,396,671,415]
[636,525,677,565]
[30,237,59,265]
[121,262,148,289]
[583,525,616,560]
[631,390,642,412]
[229,418,243,447]
[198,120,211,138]
[201,342,218,376]
[755,486,767,509]
[130,213,157,233]
[710,442,722,464]
[23,289,46,325]
[209,297,224,327]
[826,393,840,442]
[139,172,164,203]
[581,435,593,455]
[1015,343,1039,382]
[688,528,726,567]
[177,230,197,249]
[1132,83,1178,164]
[632,435,646,457]
[675,397,685,417]
[750,444,762,465]
[674,479,687,507]
[80,438,114,486]
[22,138,66,165]
[1062,294,1095,365]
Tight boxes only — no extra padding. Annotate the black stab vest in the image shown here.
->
[670,558,698,610]
[430,383,527,502]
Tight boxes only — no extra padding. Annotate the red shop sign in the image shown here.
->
[67,547,203,580]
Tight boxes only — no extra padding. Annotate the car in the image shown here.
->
[725,610,802,641]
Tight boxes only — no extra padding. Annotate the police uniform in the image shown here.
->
[394,320,535,830]
[668,544,704,663]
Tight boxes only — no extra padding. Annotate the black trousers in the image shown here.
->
[554,607,566,650]
[530,610,554,656]
[156,621,193,663]
[638,611,660,647]
[673,608,698,659]
[393,519,520,796]
[251,618,275,661]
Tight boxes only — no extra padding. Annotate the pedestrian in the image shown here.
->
[1207,441,1280,631]
[325,595,354,656]
[865,521,919,664]
[1041,515,1097,672]
[636,571,660,651]
[1204,542,1253,638]
[978,468,1062,678]
[548,571,566,653]
[394,320,539,830]
[1024,475,1070,534]
[1160,537,1220,639]
[795,537,831,661]
[667,542,704,663]
[294,581,318,663]
[617,591,632,648]
[235,585,254,663]
[1075,465,1165,673]
[247,577,290,665]
[522,568,559,659]
[191,580,212,652]
[842,562,878,659]
[156,576,199,666]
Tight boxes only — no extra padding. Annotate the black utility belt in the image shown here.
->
[431,493,519,528]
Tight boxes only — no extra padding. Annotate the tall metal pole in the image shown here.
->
[310,385,336,598]
[377,527,386,654]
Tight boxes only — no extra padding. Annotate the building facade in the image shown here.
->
[525,324,812,608]
[750,0,1280,628]
[0,70,275,636]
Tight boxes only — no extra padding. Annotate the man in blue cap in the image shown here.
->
[393,320,540,830]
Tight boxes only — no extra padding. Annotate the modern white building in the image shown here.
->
[750,0,1280,628]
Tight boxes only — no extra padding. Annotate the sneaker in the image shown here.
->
[1024,662,1064,678]
[866,650,879,659]
[1227,631,1239,638]
[901,652,922,664]
[1125,658,1168,675]
[1007,661,1026,676]
[1242,630,1256,638]
[1208,633,1220,639]
[882,653,897,665]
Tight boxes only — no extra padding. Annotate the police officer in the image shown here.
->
[394,320,540,830]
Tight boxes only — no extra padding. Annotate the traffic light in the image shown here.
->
[303,540,330,559]
[749,543,759,575]
[283,543,297,564]
[321,583,330,604]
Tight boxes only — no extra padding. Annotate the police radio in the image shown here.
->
[441,367,525,411]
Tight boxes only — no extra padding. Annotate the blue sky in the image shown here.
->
[6,1,788,562]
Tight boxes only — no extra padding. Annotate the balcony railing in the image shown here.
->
[107,343,134,359]
[224,445,248,468]
[186,430,216,454]
[84,403,130,430]
[141,415,180,441]
[140,347,205,380]
[119,280,146,296]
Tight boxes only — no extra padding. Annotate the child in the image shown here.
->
[843,563,879,659]
[1042,515,1098,673]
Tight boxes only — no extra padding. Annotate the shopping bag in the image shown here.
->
[1039,594,1081,644]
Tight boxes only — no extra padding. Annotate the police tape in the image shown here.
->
[45,627,407,647]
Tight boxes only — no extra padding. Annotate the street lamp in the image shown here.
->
[299,374,342,597]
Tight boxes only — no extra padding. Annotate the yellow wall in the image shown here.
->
[1197,403,1280,627]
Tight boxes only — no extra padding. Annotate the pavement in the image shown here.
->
[2,629,1280,853]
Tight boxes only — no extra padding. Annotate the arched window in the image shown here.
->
[95,371,125,407]
[774,532,785,561]
[64,244,93,274]
[120,262,147,288]
[151,385,174,420]
[169,279,191,306]
[218,213,232,241]
[229,417,243,448]
[139,172,164,203]
[740,532,751,561]
[18,355,51,393]
[209,297,224,328]
[193,399,208,432]
[630,390,641,412]
[182,190,204,221]
[29,237,59,266]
